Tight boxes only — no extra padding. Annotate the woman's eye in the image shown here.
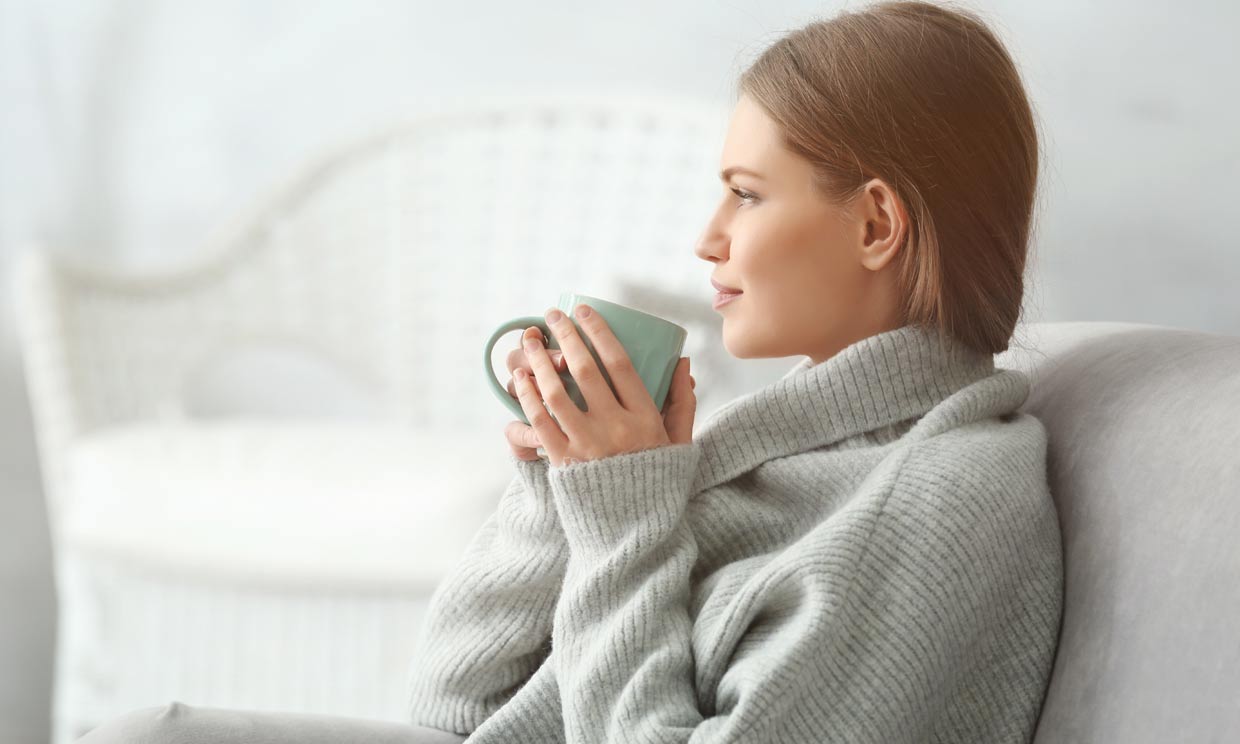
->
[730,187,757,206]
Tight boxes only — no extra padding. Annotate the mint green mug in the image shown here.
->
[484,292,688,425]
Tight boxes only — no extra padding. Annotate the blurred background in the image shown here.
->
[1,0,1236,742]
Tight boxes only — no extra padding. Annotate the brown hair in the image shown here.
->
[736,0,1042,355]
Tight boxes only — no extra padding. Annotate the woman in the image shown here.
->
[79,1,1061,742]
[411,1,1062,742]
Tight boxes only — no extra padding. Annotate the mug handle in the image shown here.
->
[483,316,554,424]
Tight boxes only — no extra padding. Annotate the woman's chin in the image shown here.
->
[721,327,754,359]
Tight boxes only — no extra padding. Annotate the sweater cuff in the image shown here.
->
[546,443,699,558]
[504,453,563,540]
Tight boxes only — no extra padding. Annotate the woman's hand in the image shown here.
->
[503,328,566,461]
[510,304,696,469]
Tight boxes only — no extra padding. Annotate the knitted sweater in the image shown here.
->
[406,323,1064,743]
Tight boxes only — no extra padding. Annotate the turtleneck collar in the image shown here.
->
[690,322,1029,493]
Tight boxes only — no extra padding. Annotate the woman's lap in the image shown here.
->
[75,700,469,744]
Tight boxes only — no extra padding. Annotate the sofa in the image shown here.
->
[996,321,1240,743]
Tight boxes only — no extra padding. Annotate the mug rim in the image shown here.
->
[558,291,687,333]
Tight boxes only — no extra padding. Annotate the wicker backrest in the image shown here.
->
[18,93,730,436]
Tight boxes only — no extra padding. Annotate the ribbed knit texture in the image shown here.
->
[406,323,1064,743]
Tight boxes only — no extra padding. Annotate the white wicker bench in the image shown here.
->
[14,92,730,743]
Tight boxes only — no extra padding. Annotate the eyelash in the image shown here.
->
[730,187,757,206]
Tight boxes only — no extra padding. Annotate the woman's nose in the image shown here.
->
[695,232,726,263]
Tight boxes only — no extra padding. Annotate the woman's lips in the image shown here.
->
[713,291,742,309]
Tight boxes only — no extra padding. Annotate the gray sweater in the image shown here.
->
[406,323,1063,743]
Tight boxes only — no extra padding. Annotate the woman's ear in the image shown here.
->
[857,178,906,272]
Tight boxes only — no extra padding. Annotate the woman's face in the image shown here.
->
[694,94,906,366]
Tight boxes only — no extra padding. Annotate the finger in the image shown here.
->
[505,421,542,458]
[507,375,543,399]
[508,438,542,461]
[541,350,565,371]
[509,338,564,373]
[512,364,566,451]
[543,307,619,414]
[570,304,649,411]
[522,325,584,432]
[662,357,691,409]
[663,358,696,444]
[515,423,541,448]
[506,346,525,374]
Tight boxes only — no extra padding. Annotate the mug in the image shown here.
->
[484,291,688,428]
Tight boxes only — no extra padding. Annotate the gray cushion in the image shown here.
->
[996,321,1240,743]
[75,700,468,743]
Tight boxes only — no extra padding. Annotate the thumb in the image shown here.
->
[662,357,696,444]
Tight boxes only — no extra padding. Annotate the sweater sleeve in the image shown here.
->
[405,454,570,735]
[546,442,704,743]
[545,442,1059,743]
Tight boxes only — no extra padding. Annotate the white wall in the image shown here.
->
[2,0,1237,740]
[4,0,1238,336]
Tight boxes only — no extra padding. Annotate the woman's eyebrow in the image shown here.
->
[719,166,765,182]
